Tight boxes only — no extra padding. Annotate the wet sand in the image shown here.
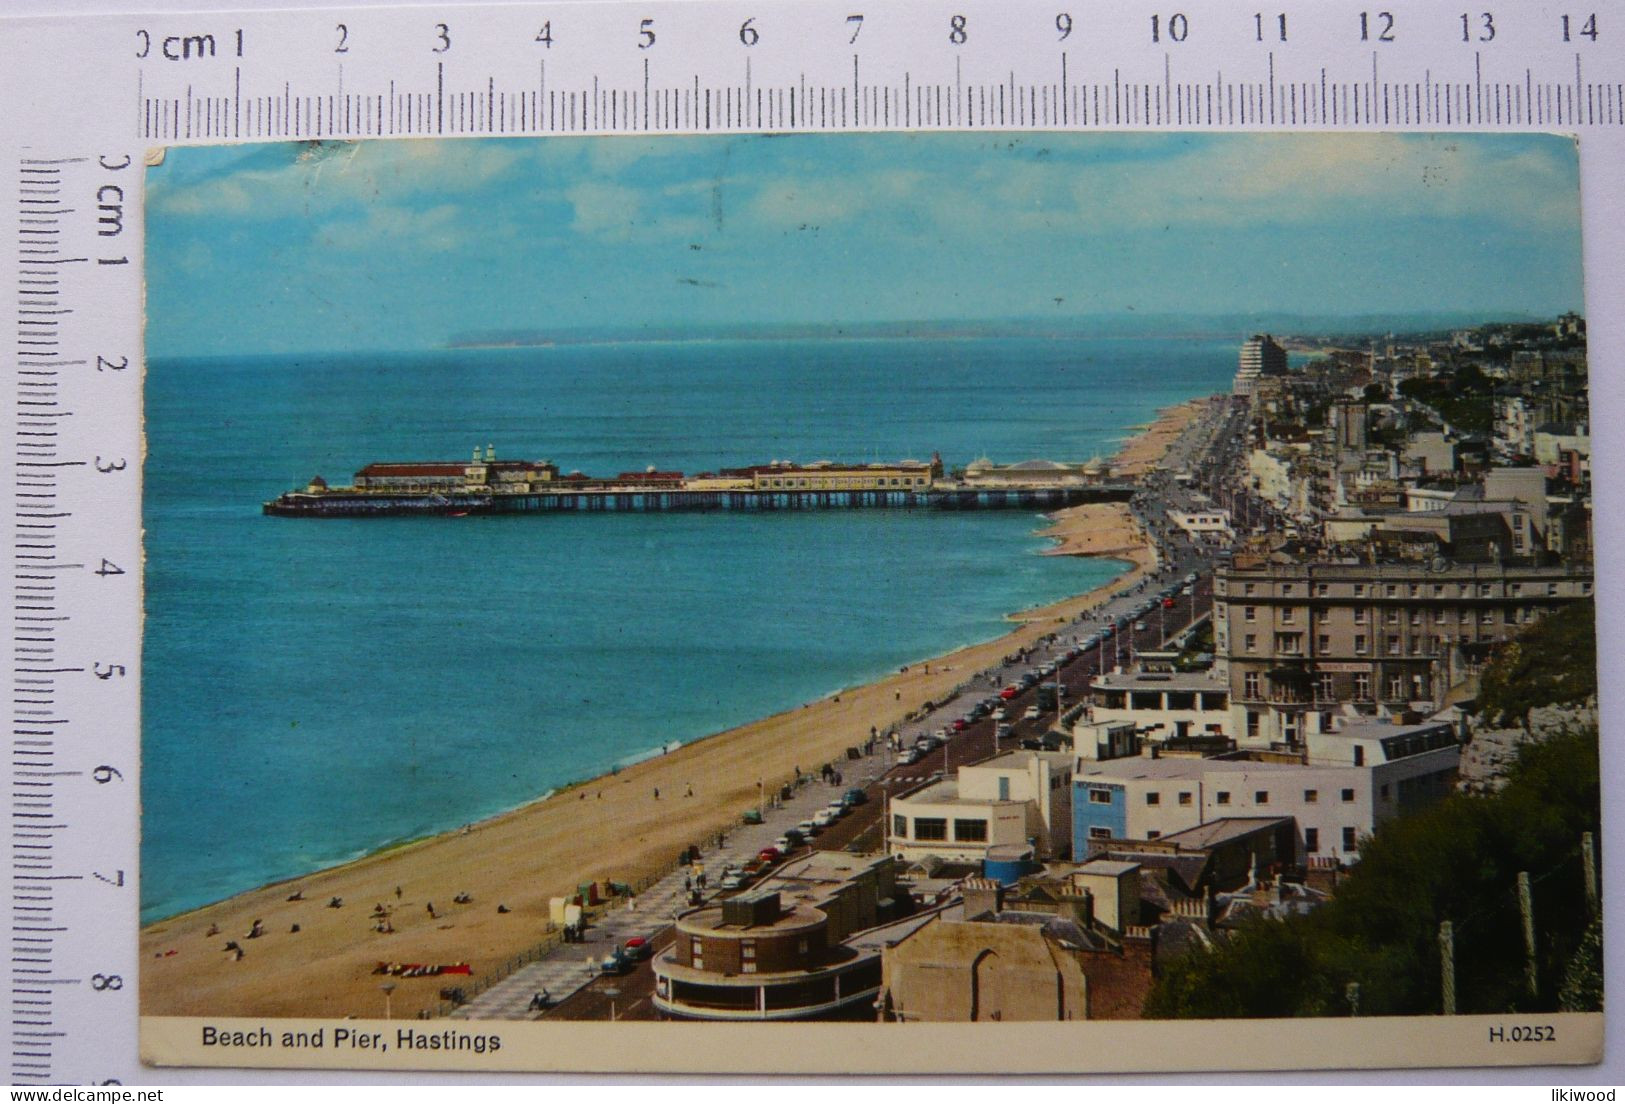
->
[139,424,1186,1019]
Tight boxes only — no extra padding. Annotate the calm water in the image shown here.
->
[141,335,1233,920]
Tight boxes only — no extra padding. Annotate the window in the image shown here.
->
[1088,826,1111,841]
[1342,827,1359,851]
[1244,583,1257,596]
[953,818,988,842]
[997,777,1010,801]
[742,961,757,973]
[1340,788,1355,803]
[741,940,756,959]
[1178,791,1193,806]
[1548,582,1559,596]
[1316,672,1335,700]
[1434,608,1446,624]
[1355,635,1368,656]
[1316,583,1329,597]
[1304,788,1319,803]
[1216,791,1232,805]
[1282,584,1294,595]
[1281,608,1296,624]
[1354,607,1368,624]
[1244,672,1261,698]
[1379,784,1390,800]
[1254,790,1270,805]
[798,938,809,954]
[1408,584,1420,597]
[1146,792,1161,805]
[1147,830,1162,839]
[1386,634,1400,655]
[1245,634,1257,652]
[1244,606,1257,623]
[1317,635,1331,655]
[893,814,907,838]
[1353,746,1365,767]
[1354,673,1371,700]
[1305,827,1320,852]
[914,817,948,841]
[1385,608,1400,625]
[1353,584,1366,597]
[1387,675,1406,699]
[1385,584,1398,598]
[1409,610,1422,626]
[1089,789,1113,805]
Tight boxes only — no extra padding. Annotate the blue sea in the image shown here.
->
[141,335,1234,921]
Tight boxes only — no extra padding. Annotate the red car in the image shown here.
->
[622,936,652,962]
[999,686,1020,700]
[951,718,968,731]
[757,846,781,864]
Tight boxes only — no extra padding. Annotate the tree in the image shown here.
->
[1476,601,1596,729]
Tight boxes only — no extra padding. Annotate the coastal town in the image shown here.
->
[140,316,1598,1025]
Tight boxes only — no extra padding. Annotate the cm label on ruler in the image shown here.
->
[125,0,1619,142]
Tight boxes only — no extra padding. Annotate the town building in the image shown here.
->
[1214,557,1592,747]
[1233,334,1288,397]
[1087,668,1232,743]
[878,878,1152,1021]
[652,891,884,1021]
[888,751,1073,864]
[1071,718,1461,863]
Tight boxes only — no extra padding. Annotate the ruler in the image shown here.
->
[5,0,1624,1085]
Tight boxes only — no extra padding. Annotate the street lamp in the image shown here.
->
[379,981,396,1021]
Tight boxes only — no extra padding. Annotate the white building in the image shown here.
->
[1167,510,1233,537]
[1071,719,1459,864]
[889,751,1073,863]
[1088,669,1231,743]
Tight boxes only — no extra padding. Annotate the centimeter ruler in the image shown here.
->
[5,0,1625,1086]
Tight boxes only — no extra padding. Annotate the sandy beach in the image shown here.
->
[1110,398,1207,477]
[138,407,1195,1020]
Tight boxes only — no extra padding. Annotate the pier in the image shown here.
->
[262,484,1137,518]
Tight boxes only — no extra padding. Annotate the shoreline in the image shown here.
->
[138,400,1206,1018]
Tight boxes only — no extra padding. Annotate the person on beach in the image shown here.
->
[426,902,437,919]
[395,886,402,900]
[653,787,660,800]
[685,784,693,798]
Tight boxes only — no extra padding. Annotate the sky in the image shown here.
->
[144,132,1584,356]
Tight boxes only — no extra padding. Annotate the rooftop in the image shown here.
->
[1074,859,1142,877]
[1091,669,1228,692]
[1157,817,1293,850]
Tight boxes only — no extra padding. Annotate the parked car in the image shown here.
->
[598,950,631,975]
[899,747,923,765]
[622,936,652,961]
[999,685,1020,700]
[995,723,1013,739]
[797,819,822,837]
[825,801,848,818]
[720,868,746,890]
[1135,621,1148,632]
[1023,705,1041,720]
[812,809,837,828]
[992,707,1007,721]
[758,846,782,864]
[951,718,968,732]
[842,788,868,807]
[774,835,796,853]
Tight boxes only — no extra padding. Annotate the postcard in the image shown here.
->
[136,131,1602,1072]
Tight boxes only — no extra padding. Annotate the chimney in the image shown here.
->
[961,877,1004,919]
